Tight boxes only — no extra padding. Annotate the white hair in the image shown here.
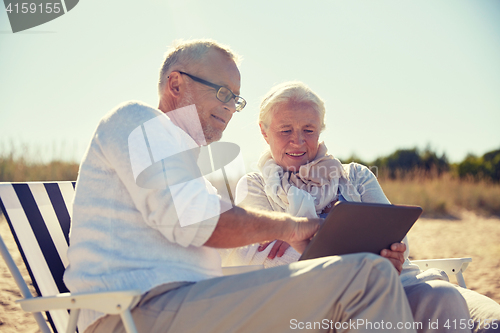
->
[158,39,241,97]
[259,81,326,132]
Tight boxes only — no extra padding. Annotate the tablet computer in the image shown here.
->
[299,201,422,261]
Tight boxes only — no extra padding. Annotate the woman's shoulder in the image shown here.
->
[341,162,382,189]
[238,172,265,188]
[241,172,264,181]
[342,162,373,178]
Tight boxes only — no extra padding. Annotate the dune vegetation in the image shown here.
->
[1,144,499,217]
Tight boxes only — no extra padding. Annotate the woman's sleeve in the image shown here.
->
[348,163,391,204]
[235,173,275,211]
[218,173,299,267]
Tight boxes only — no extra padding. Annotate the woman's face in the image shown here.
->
[261,102,321,172]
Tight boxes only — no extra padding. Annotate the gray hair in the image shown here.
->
[158,39,241,97]
[259,81,326,132]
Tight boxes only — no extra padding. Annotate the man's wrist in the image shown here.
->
[277,217,296,244]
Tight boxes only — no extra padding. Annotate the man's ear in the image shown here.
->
[165,71,184,100]
[259,123,269,144]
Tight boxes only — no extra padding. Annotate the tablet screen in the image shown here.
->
[299,202,422,261]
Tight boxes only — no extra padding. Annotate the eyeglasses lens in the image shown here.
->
[217,87,233,103]
[216,87,246,111]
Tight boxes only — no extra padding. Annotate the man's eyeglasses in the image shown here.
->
[177,71,246,112]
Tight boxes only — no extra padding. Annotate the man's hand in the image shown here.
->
[380,242,406,275]
[258,240,291,259]
[284,218,322,254]
[204,205,321,251]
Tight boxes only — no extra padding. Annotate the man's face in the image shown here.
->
[185,50,241,144]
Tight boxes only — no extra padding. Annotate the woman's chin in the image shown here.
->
[283,164,302,173]
[282,156,308,172]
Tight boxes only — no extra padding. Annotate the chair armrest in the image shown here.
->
[222,265,264,276]
[16,290,142,314]
[412,258,472,276]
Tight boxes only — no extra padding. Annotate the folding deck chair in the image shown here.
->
[0,181,473,333]
[0,181,140,333]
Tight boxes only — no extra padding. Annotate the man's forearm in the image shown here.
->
[204,205,294,248]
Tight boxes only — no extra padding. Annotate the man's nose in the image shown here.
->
[224,98,237,114]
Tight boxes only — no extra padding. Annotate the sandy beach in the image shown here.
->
[407,211,500,302]
[1,212,499,332]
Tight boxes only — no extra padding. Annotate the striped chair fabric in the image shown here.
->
[0,181,76,332]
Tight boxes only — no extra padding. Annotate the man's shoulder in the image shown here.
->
[103,101,162,123]
[117,100,158,111]
[88,100,186,152]
[96,101,174,135]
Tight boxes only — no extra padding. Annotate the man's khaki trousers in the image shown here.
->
[88,253,417,333]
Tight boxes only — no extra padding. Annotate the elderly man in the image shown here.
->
[64,39,416,333]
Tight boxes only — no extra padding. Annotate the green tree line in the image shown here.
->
[1,146,500,182]
[344,147,500,182]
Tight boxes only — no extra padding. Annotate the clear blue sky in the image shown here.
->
[1,0,499,173]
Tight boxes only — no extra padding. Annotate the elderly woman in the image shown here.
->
[220,81,500,333]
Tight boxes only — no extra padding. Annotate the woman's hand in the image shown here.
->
[258,240,291,259]
[380,242,406,275]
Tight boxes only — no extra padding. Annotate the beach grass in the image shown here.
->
[379,170,500,218]
[2,148,499,217]
[0,153,79,182]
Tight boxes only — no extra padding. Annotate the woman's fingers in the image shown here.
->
[385,257,403,275]
[391,242,406,253]
[258,241,272,251]
[380,248,405,263]
[276,242,291,257]
[258,240,292,259]
[268,240,283,259]
[381,242,406,274]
